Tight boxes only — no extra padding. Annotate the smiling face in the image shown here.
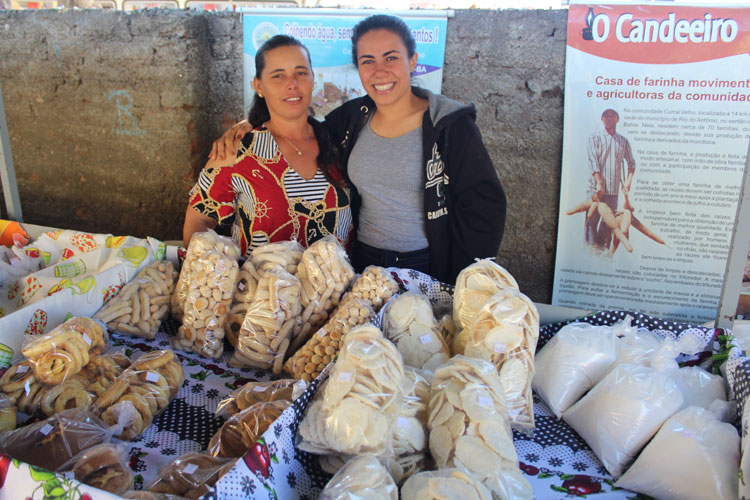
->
[355,29,418,109]
[253,45,314,122]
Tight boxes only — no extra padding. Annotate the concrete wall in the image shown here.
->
[0,8,568,302]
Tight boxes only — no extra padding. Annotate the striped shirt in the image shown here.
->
[587,128,636,195]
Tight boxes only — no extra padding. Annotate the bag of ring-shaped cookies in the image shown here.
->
[171,230,241,323]
[297,324,405,457]
[175,247,240,360]
[95,261,178,339]
[21,317,109,387]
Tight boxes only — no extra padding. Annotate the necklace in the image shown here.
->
[267,123,311,157]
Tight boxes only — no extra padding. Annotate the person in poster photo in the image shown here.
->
[584,108,636,253]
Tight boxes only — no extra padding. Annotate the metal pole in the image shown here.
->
[0,82,23,222]
[716,139,750,329]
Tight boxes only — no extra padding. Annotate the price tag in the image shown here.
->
[419,335,432,345]
[238,282,245,291]
[183,463,199,475]
[493,343,506,353]
[138,279,149,284]
[16,365,28,374]
[253,385,269,392]
[82,333,92,346]
[397,417,409,428]
[40,424,53,436]
[337,372,353,382]
[145,372,160,383]
[477,396,493,407]
[63,472,75,480]
[216,261,226,274]
[207,319,218,328]
[205,329,214,339]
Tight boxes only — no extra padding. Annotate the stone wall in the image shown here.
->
[0,8,568,302]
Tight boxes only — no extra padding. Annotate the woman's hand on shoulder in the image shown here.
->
[209,120,254,161]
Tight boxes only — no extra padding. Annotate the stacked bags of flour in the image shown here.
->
[532,318,738,500]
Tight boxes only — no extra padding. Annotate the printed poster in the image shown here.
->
[242,11,448,118]
[552,3,750,323]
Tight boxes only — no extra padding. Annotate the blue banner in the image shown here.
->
[242,11,448,117]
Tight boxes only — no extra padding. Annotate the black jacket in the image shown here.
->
[325,87,506,284]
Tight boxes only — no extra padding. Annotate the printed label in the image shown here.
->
[82,333,92,346]
[40,424,53,436]
[145,372,160,383]
[253,385,268,392]
[477,396,493,407]
[183,463,199,475]
[16,365,28,374]
[419,335,432,345]
[216,260,226,274]
[337,372,353,382]
[494,343,506,353]
[238,282,245,291]
[397,417,409,428]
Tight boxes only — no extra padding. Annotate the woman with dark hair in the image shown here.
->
[210,15,505,284]
[183,35,352,255]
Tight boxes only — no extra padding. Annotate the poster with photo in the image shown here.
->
[552,3,750,323]
[242,10,448,118]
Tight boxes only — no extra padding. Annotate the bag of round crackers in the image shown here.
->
[453,259,518,332]
[320,455,397,500]
[172,230,241,322]
[207,400,290,458]
[215,378,297,418]
[428,355,533,500]
[284,298,375,382]
[297,324,404,456]
[291,236,356,352]
[401,468,493,500]
[384,292,450,372]
[95,261,178,339]
[230,268,302,374]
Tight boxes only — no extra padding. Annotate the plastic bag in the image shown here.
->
[92,349,184,441]
[428,355,533,500]
[437,314,458,353]
[339,265,400,312]
[298,325,404,456]
[612,326,664,369]
[0,359,42,414]
[122,492,188,500]
[452,259,518,331]
[22,317,109,385]
[284,298,374,382]
[250,240,304,276]
[0,393,16,431]
[59,443,133,495]
[171,230,241,322]
[207,400,290,458]
[230,268,301,373]
[224,260,259,348]
[95,261,178,339]
[465,289,539,431]
[0,408,114,471]
[39,378,94,417]
[147,452,236,499]
[532,322,618,418]
[384,292,450,372]
[673,365,726,411]
[216,378,297,417]
[615,406,739,500]
[320,455,397,500]
[563,364,684,478]
[401,468,493,500]
[79,351,131,396]
[291,236,356,352]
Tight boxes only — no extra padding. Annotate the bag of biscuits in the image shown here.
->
[401,469,493,500]
[250,239,304,276]
[339,266,400,312]
[175,246,239,359]
[453,259,518,333]
[384,292,450,372]
[428,355,533,500]
[224,260,259,348]
[320,455,397,500]
[284,298,375,382]
[147,452,236,499]
[215,378,297,417]
[95,261,178,339]
[92,349,184,441]
[58,443,134,495]
[230,268,301,373]
[290,236,356,352]
[207,400,290,458]
[465,288,539,432]
[297,324,404,456]
[0,393,16,432]
[0,360,43,415]
[172,230,241,323]
[22,317,109,386]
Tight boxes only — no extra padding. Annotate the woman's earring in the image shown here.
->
[258,92,264,98]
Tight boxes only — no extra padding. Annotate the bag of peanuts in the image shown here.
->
[284,298,375,382]
[230,268,301,373]
[383,292,450,372]
[290,236,356,353]
[22,317,109,386]
[465,288,539,432]
[172,230,241,323]
[92,349,184,441]
[175,248,239,359]
[215,378,297,418]
[339,266,400,312]
[95,261,178,339]
[297,324,404,456]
